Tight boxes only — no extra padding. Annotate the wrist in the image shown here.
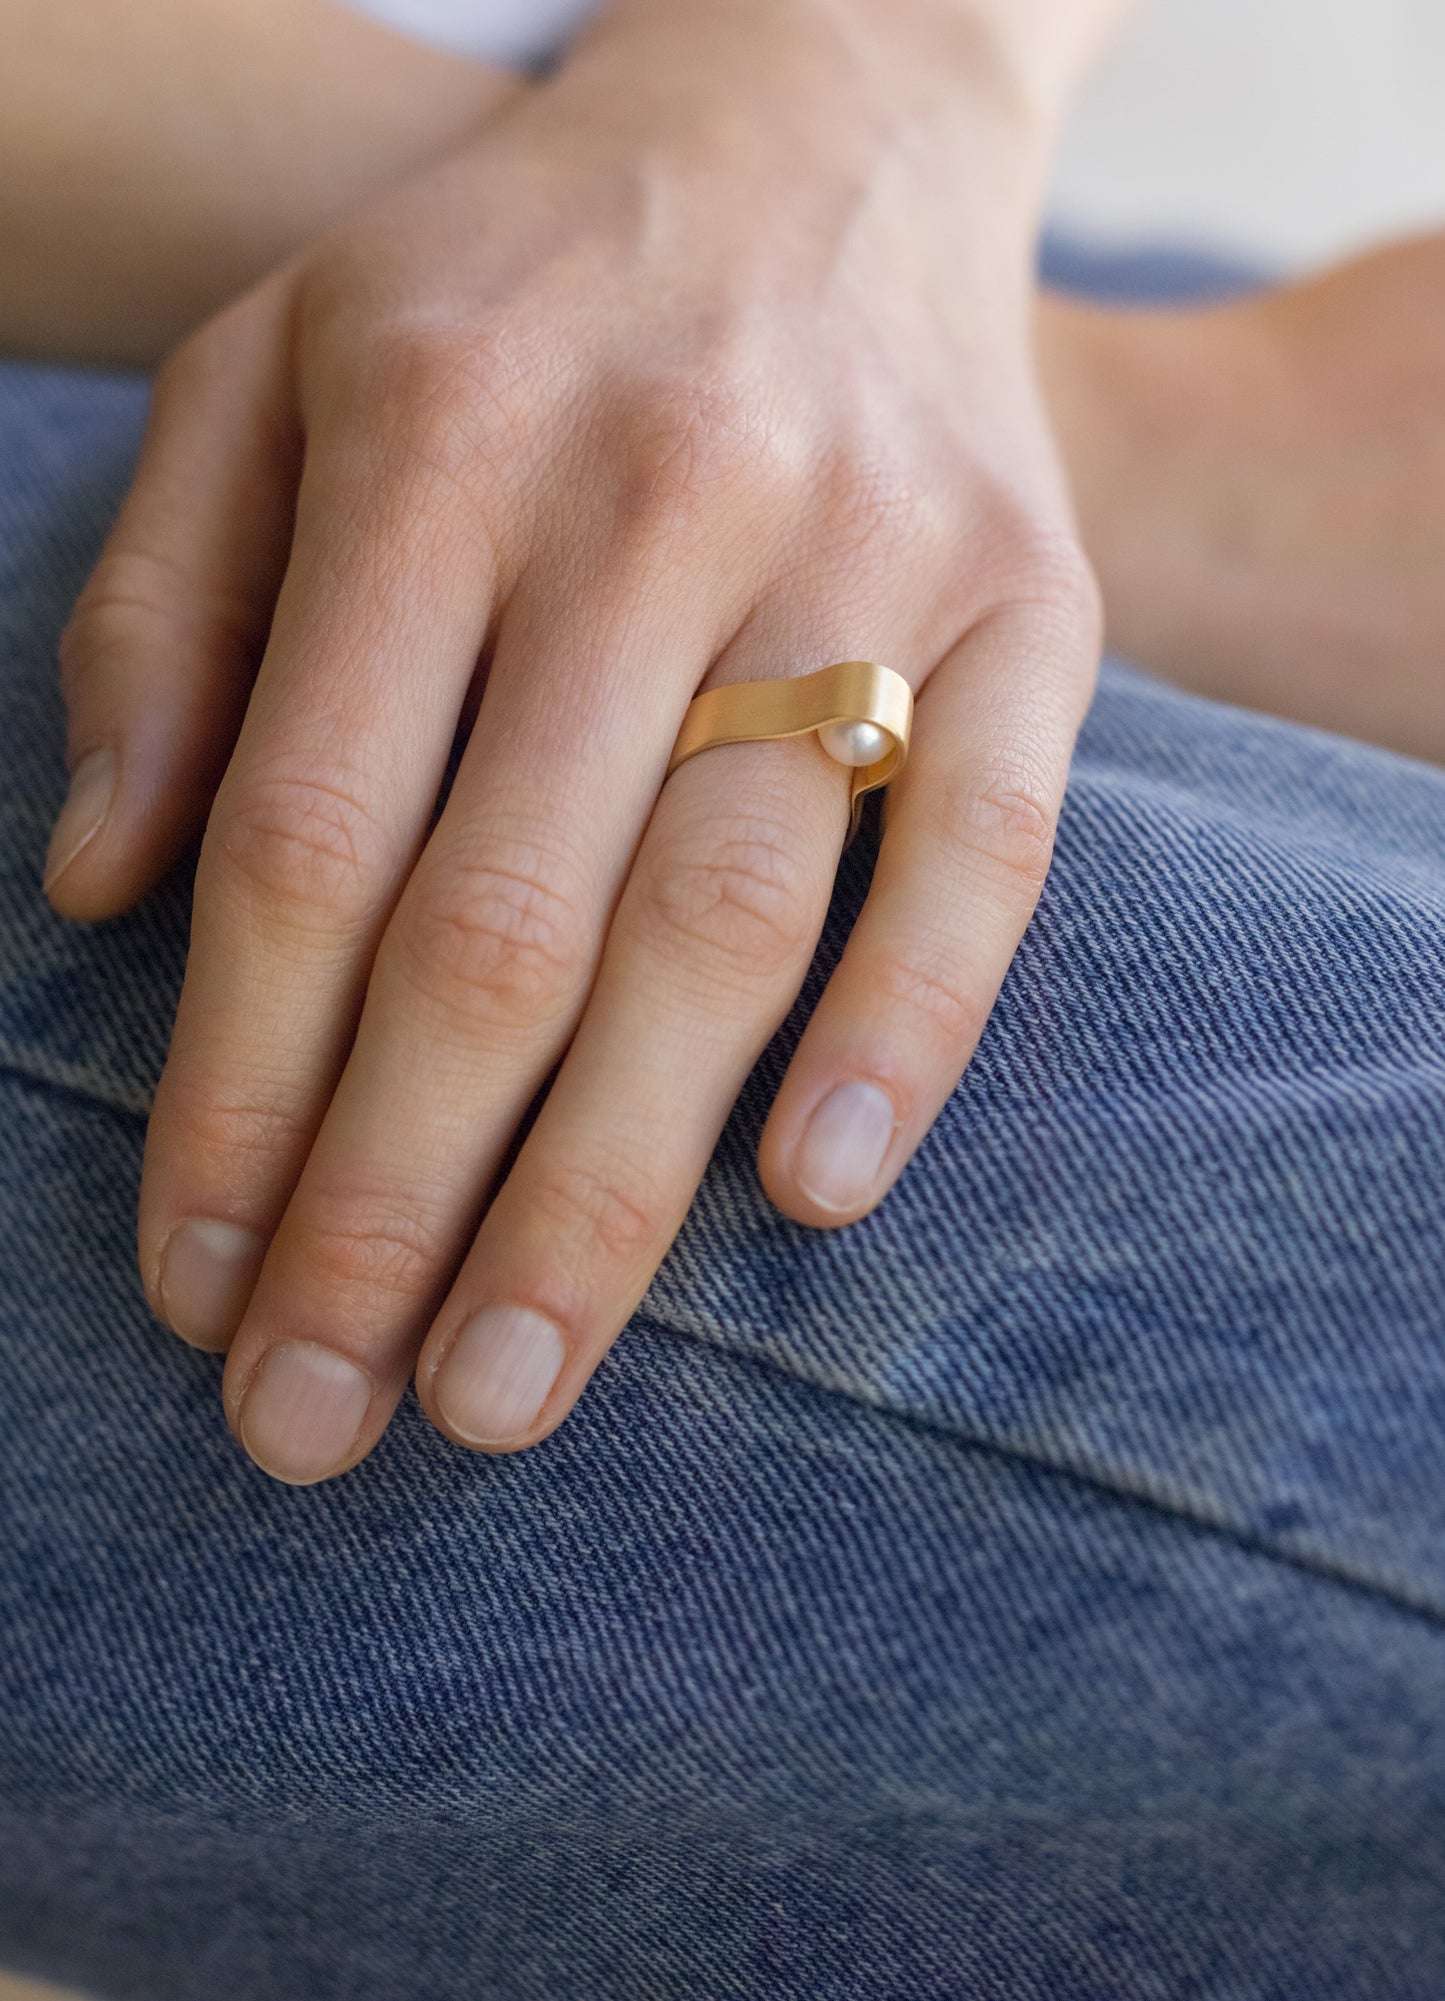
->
[578,0,1101,141]
[1036,291,1279,674]
[550,0,1064,291]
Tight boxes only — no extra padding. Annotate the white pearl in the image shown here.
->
[817,718,888,768]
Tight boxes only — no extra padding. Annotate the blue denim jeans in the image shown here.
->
[4,251,1445,2001]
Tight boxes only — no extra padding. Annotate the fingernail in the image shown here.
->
[434,1304,566,1447]
[238,1341,373,1485]
[794,1079,897,1214]
[159,1218,268,1352]
[44,745,118,893]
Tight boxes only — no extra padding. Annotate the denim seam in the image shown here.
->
[3,1057,1436,1631]
[631,1310,1445,1636]
[0,1053,151,1123]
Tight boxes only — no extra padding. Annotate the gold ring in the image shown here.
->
[666,661,913,841]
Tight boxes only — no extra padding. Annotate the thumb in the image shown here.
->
[46,278,298,919]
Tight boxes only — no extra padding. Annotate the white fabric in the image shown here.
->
[345,0,600,69]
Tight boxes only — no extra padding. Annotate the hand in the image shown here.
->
[49,0,1102,1483]
[1040,231,1445,763]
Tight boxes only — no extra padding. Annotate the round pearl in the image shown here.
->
[817,718,889,768]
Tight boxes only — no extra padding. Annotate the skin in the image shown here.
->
[10,0,1443,775]
[39,0,1132,1486]
[30,0,1445,1484]
[0,0,522,364]
[1040,237,1445,762]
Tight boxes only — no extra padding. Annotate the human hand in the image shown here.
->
[49,0,1102,1483]
[1040,231,1445,762]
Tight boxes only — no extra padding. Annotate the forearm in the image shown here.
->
[0,0,519,366]
[3,0,1134,369]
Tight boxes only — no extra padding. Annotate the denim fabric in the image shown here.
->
[1040,232,1269,304]
[4,257,1445,2000]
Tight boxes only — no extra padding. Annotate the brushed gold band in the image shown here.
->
[666,661,914,840]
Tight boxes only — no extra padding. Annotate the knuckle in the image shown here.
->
[944,466,1102,644]
[819,445,933,564]
[346,321,530,495]
[158,1078,313,1183]
[614,368,778,526]
[373,328,482,436]
[870,942,982,1056]
[59,572,147,701]
[1033,533,1103,640]
[212,764,390,925]
[59,546,259,702]
[938,766,1058,900]
[1003,524,1104,645]
[525,1155,661,1271]
[295,1184,441,1304]
[390,843,591,1027]
[636,814,816,985]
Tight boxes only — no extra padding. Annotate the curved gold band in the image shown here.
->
[666,661,914,841]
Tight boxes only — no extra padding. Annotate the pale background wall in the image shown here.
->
[1051,0,1445,267]
[4,4,1442,2000]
